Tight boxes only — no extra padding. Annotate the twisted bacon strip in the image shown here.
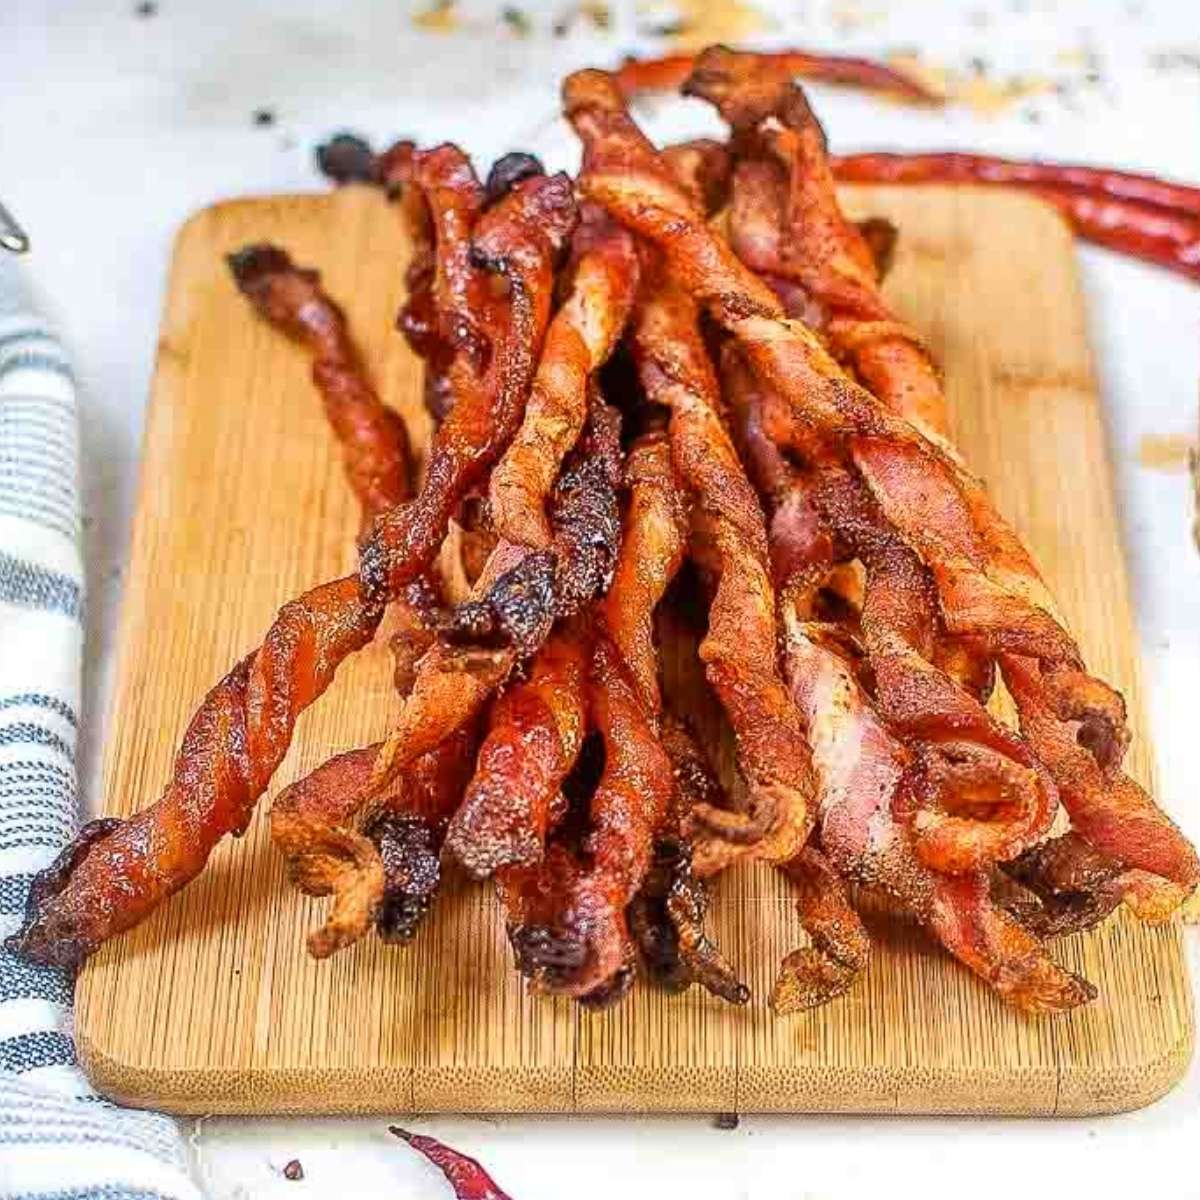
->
[628,714,750,1004]
[358,169,577,602]
[443,622,589,878]
[565,68,1157,807]
[8,580,382,969]
[227,244,488,955]
[628,256,813,871]
[488,203,639,549]
[502,428,682,1001]
[372,394,623,786]
[226,243,438,692]
[269,728,475,958]
[779,601,1093,1011]
[701,53,1199,905]
[614,49,942,105]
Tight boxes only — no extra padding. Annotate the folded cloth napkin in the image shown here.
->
[0,255,202,1200]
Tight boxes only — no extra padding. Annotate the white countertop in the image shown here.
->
[4,1,1199,1196]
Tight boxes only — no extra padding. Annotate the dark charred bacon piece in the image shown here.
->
[227,243,415,528]
[488,204,639,550]
[359,170,578,603]
[316,132,381,185]
[614,49,942,105]
[772,847,870,1014]
[831,153,1200,281]
[629,715,749,1003]
[8,579,383,969]
[444,622,589,878]
[269,728,476,957]
[372,396,622,787]
[628,252,812,872]
[507,634,674,999]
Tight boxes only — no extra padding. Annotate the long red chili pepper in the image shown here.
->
[616,50,942,105]
[832,153,1200,282]
[391,1128,514,1200]
[831,151,1200,217]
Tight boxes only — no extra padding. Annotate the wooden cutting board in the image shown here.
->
[75,184,1192,1116]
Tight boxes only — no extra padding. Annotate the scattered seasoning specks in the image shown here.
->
[501,6,531,36]
[282,1159,304,1181]
[134,1,157,16]
[253,107,276,127]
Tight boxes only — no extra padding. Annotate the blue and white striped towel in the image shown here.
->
[0,255,202,1200]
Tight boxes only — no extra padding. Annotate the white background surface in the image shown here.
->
[3,1,1200,1196]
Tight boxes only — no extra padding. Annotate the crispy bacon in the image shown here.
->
[628,715,749,1003]
[772,847,870,1014]
[599,422,689,715]
[359,170,577,602]
[227,244,416,522]
[614,49,943,105]
[371,396,622,787]
[781,605,1094,1012]
[566,67,1133,779]
[8,579,383,969]
[226,243,439,691]
[444,623,589,878]
[628,254,813,871]
[488,204,639,549]
[269,728,476,957]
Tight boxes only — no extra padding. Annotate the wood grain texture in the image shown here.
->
[75,184,1193,1116]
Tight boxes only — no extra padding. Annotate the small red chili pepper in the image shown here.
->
[615,50,942,105]
[391,1127,515,1200]
[831,153,1200,282]
[830,151,1200,217]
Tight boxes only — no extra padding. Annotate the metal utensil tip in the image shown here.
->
[0,199,30,253]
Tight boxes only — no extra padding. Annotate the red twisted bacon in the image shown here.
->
[371,392,622,788]
[778,598,1093,1011]
[614,49,942,105]
[629,256,813,871]
[8,159,570,972]
[488,203,639,549]
[358,169,577,603]
[723,356,1084,1010]
[564,68,1156,795]
[695,53,1199,907]
[8,579,381,970]
[226,243,438,693]
[831,152,1200,283]
[501,428,683,1001]
[444,622,589,878]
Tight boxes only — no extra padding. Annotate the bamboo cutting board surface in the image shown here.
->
[75,184,1192,1116]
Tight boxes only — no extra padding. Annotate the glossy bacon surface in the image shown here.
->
[488,204,639,549]
[359,171,578,601]
[8,578,382,969]
[629,254,813,871]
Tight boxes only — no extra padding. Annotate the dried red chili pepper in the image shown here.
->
[832,152,1200,282]
[390,1128,514,1200]
[616,50,942,105]
[830,151,1200,217]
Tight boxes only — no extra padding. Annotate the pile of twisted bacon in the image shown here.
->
[10,48,1198,1016]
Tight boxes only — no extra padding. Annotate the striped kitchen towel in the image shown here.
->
[0,256,202,1199]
